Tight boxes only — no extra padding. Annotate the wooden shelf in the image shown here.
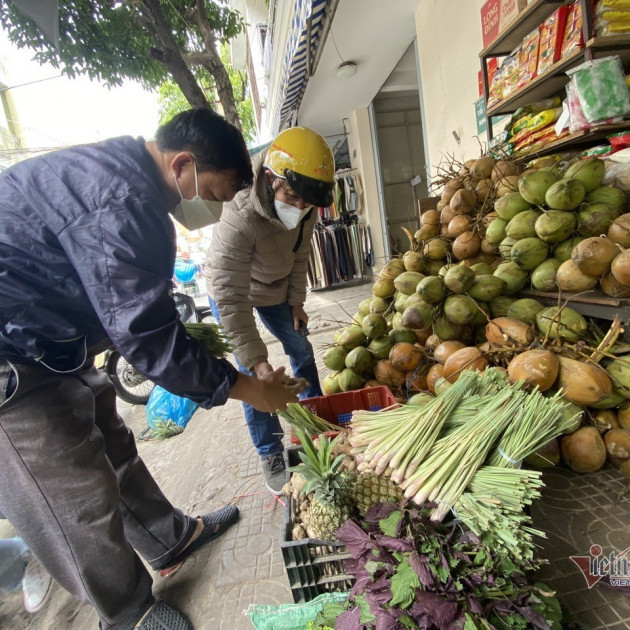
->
[487,36,630,118]
[515,121,630,159]
[480,0,565,58]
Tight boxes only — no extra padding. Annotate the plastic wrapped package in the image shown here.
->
[537,5,569,75]
[597,0,630,12]
[567,56,630,122]
[518,28,541,87]
[603,159,630,192]
[561,1,584,58]
[501,48,522,99]
[566,78,591,133]
[487,64,506,109]
[578,145,615,158]
[596,9,630,35]
[609,130,630,150]
[509,108,562,145]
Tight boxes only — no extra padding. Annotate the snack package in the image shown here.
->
[567,55,630,122]
[562,1,584,57]
[537,5,569,75]
[518,27,541,87]
[597,0,630,12]
[514,126,566,154]
[578,145,615,159]
[609,130,630,150]
[596,9,630,34]
[487,64,506,109]
[501,47,522,99]
[509,108,563,145]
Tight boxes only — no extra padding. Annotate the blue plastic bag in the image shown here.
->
[146,385,198,429]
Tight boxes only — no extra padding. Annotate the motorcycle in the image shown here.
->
[98,291,215,405]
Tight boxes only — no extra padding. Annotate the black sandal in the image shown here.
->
[135,602,192,629]
[155,505,240,573]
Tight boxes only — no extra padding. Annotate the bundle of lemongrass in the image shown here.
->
[454,466,545,564]
[278,402,339,436]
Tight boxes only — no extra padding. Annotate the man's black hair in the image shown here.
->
[155,108,253,189]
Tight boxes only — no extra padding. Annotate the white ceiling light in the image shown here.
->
[337,62,357,79]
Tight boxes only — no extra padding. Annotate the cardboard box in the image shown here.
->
[481,0,528,48]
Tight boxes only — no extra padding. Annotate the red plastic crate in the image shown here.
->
[289,386,398,444]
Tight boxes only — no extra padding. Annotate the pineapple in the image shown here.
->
[352,471,403,516]
[291,429,355,541]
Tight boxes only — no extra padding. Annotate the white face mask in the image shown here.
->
[171,163,223,230]
[274,200,311,230]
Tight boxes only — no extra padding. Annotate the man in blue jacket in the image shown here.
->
[0,108,298,630]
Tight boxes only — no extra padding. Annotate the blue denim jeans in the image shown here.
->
[209,299,322,456]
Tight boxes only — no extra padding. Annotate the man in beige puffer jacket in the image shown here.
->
[205,127,335,493]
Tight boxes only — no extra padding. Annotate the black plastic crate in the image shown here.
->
[280,447,354,603]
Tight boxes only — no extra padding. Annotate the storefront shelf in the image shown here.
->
[487,36,630,118]
[480,0,565,58]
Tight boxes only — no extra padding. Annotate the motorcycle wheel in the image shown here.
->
[106,351,154,405]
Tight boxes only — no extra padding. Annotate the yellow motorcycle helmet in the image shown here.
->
[264,127,335,208]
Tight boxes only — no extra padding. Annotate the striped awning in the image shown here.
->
[273,0,330,134]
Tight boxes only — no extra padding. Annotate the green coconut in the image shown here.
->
[507,298,544,325]
[505,209,543,240]
[443,294,479,326]
[494,192,532,220]
[489,296,517,318]
[499,237,519,259]
[471,262,494,276]
[554,236,585,262]
[434,377,454,396]
[534,210,577,243]
[577,202,619,237]
[471,302,490,326]
[564,157,606,192]
[443,265,476,294]
[432,314,464,341]
[394,292,408,313]
[362,313,387,339]
[368,335,394,359]
[338,368,364,392]
[510,238,548,270]
[538,165,563,180]
[392,312,403,329]
[544,178,586,211]
[407,392,435,406]
[358,298,372,316]
[424,259,445,275]
[536,306,587,342]
[416,275,446,304]
[605,359,630,399]
[404,294,426,310]
[370,297,390,313]
[372,277,396,298]
[524,438,560,468]
[467,275,505,302]
[403,250,425,272]
[322,345,348,371]
[590,389,627,409]
[332,329,342,344]
[401,303,433,330]
[518,170,559,206]
[556,398,583,433]
[389,327,418,345]
[486,218,508,244]
[586,185,627,212]
[351,312,363,326]
[322,372,341,395]
[345,346,372,373]
[493,261,528,294]
[380,258,405,279]
[394,270,425,296]
[338,326,368,350]
[531,258,561,291]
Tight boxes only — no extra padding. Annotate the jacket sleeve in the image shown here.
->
[57,196,239,409]
[287,210,318,307]
[208,204,268,370]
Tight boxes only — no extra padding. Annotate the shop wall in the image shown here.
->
[348,107,386,273]
[415,0,486,180]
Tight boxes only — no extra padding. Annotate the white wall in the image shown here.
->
[415,0,487,179]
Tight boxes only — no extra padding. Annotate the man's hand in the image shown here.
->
[292,305,309,331]
[229,368,298,413]
[253,360,274,379]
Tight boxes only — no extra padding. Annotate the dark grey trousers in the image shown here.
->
[0,358,197,629]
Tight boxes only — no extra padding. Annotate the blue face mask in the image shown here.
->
[171,163,223,230]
